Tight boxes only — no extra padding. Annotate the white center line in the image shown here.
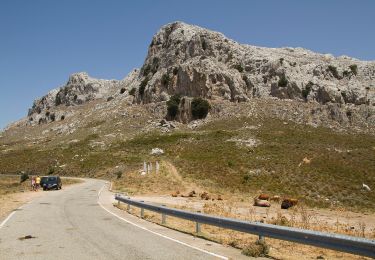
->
[97,184,228,260]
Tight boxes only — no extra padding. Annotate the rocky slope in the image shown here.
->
[19,21,375,129]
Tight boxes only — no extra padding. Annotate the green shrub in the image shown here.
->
[278,74,288,87]
[242,239,270,257]
[120,88,126,94]
[191,97,211,120]
[234,64,244,73]
[55,94,62,106]
[20,172,29,183]
[139,78,149,97]
[143,64,151,76]
[302,81,313,100]
[279,57,284,64]
[47,167,55,175]
[173,67,179,75]
[201,39,207,50]
[115,171,123,179]
[167,94,181,119]
[161,74,170,86]
[50,113,56,121]
[349,64,358,76]
[129,88,136,96]
[327,65,340,79]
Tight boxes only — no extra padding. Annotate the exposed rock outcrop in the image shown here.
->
[25,21,375,128]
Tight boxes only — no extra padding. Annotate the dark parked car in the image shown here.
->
[42,176,62,190]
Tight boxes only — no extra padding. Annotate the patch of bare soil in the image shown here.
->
[0,191,45,222]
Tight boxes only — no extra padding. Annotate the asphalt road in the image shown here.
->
[0,179,244,260]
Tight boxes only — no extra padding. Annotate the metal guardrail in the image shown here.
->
[115,194,375,258]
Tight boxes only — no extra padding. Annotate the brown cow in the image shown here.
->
[254,199,271,207]
[270,195,280,203]
[281,198,298,209]
[201,192,210,200]
[188,190,196,197]
[258,194,270,201]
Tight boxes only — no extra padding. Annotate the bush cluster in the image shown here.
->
[191,97,211,119]
[234,64,244,73]
[139,78,149,97]
[20,172,29,183]
[327,65,340,79]
[161,74,170,86]
[278,74,288,87]
[166,95,181,119]
[349,64,358,76]
[302,81,313,100]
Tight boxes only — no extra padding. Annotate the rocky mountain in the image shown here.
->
[23,21,375,128]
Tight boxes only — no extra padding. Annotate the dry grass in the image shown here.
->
[115,200,374,260]
[112,161,187,195]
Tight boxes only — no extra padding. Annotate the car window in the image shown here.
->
[47,177,56,181]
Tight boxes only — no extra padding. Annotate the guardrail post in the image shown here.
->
[258,235,265,242]
[195,211,201,233]
[140,201,145,218]
[127,203,130,211]
[161,204,166,225]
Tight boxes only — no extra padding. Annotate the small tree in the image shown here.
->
[115,171,123,179]
[191,98,211,120]
[20,172,29,183]
[234,64,244,73]
[47,167,55,175]
[139,78,149,97]
[327,65,340,79]
[166,94,181,120]
[161,74,170,86]
[278,74,288,87]
[129,88,136,96]
[302,81,313,100]
[349,64,358,76]
[120,88,126,94]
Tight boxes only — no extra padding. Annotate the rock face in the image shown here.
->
[28,72,120,116]
[138,22,374,104]
[26,21,375,127]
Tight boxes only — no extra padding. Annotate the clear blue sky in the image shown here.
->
[1,0,374,129]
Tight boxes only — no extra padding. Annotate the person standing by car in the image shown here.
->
[35,175,41,190]
[31,176,36,191]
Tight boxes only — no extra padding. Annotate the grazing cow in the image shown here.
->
[217,195,223,201]
[270,195,280,203]
[298,157,311,167]
[254,199,271,207]
[258,194,270,200]
[281,198,298,209]
[201,192,210,200]
[188,190,196,197]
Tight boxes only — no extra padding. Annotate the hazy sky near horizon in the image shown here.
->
[1,0,374,129]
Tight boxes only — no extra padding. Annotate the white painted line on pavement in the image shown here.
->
[0,211,16,229]
[97,185,228,260]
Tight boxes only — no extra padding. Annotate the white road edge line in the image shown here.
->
[97,184,228,260]
[0,211,16,229]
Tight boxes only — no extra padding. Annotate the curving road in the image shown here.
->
[0,179,248,260]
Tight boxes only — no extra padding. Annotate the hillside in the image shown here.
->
[1,21,375,211]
